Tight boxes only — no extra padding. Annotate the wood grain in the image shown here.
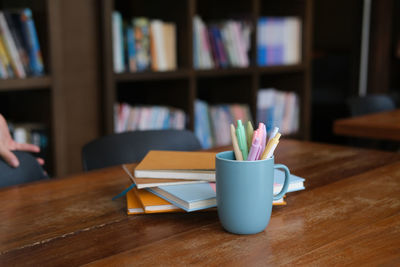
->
[0,140,399,266]
[334,109,400,141]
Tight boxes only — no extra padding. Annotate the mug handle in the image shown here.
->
[273,164,290,200]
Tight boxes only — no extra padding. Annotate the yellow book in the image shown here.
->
[126,189,144,215]
[0,36,12,77]
[134,151,216,181]
[129,186,183,214]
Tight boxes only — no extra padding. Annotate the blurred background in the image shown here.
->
[0,0,398,177]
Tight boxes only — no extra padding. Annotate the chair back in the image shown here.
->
[347,94,396,117]
[82,130,202,171]
[0,151,48,188]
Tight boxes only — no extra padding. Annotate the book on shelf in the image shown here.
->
[257,88,299,135]
[114,103,186,133]
[123,164,208,189]
[112,11,177,73]
[193,15,251,70]
[257,17,302,66]
[194,99,252,148]
[0,8,44,79]
[134,150,216,181]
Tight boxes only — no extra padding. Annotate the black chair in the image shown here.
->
[82,129,202,171]
[0,151,48,188]
[347,94,396,117]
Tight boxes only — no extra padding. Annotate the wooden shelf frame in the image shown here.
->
[101,0,313,140]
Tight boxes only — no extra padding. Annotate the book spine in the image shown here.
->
[126,26,137,72]
[20,8,44,75]
[4,11,30,75]
[112,11,124,73]
[0,12,26,78]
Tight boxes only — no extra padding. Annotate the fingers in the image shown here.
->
[0,149,19,168]
[37,157,45,166]
[15,142,40,153]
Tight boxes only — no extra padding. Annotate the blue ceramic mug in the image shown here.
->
[216,151,290,235]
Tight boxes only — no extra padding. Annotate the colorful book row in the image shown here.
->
[193,16,251,69]
[113,12,177,73]
[195,100,252,148]
[114,103,186,133]
[257,17,302,66]
[257,88,300,135]
[0,9,44,79]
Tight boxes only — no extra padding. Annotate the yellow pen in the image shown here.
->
[261,133,281,160]
[230,124,243,160]
[246,121,254,148]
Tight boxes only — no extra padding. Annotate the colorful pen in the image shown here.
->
[246,121,254,148]
[247,136,261,161]
[268,127,279,142]
[259,123,267,159]
[236,120,248,160]
[261,133,281,160]
[230,124,243,161]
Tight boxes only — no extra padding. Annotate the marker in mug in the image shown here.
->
[248,134,262,161]
[230,124,243,161]
[261,133,281,160]
[259,123,267,158]
[246,121,254,148]
[268,127,279,142]
[236,120,248,160]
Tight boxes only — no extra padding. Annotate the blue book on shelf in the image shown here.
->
[126,27,136,72]
[20,8,44,75]
[147,183,217,212]
[257,17,267,66]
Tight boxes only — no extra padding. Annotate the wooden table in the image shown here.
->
[334,109,400,141]
[1,140,400,266]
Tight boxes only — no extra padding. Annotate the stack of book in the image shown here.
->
[257,88,300,135]
[257,17,302,66]
[195,100,252,148]
[124,151,305,214]
[0,9,44,79]
[193,15,251,69]
[114,103,186,133]
[113,11,177,73]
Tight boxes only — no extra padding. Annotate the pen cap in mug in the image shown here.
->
[216,151,290,235]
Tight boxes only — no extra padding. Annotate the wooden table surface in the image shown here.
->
[334,109,400,141]
[1,140,400,266]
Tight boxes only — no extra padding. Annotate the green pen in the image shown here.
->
[246,120,254,148]
[236,120,248,160]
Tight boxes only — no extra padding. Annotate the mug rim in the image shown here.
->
[216,150,274,163]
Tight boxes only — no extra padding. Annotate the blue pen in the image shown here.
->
[236,120,248,160]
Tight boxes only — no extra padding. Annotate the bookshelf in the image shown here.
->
[0,0,63,175]
[101,0,313,140]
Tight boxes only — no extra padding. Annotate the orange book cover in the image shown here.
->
[134,151,216,181]
[126,189,144,215]
[132,186,183,213]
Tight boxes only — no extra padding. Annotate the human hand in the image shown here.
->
[0,114,44,168]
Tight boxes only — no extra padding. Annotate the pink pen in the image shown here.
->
[247,136,262,161]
